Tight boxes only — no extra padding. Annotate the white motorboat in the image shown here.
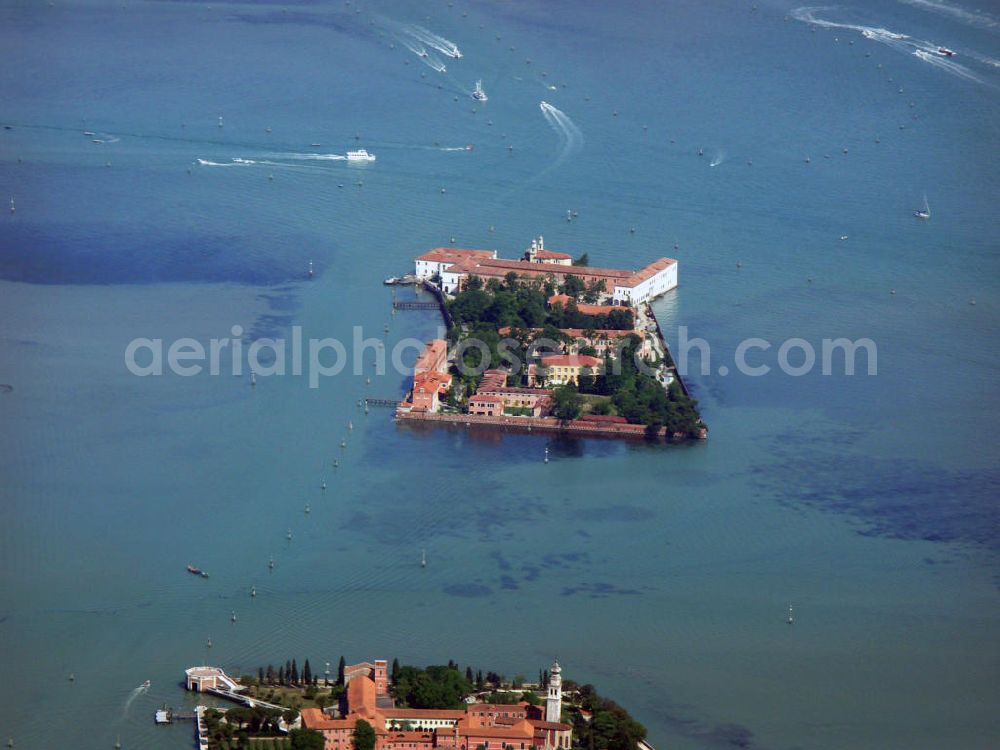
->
[346,149,376,162]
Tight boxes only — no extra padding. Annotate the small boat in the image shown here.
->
[141,680,151,690]
[186,564,209,578]
[384,276,401,285]
[839,235,849,241]
[465,144,474,151]
[937,47,955,57]
[346,149,376,162]
[83,131,95,136]
[310,143,322,147]
[787,605,794,625]
[914,194,930,220]
[472,80,488,102]
[421,548,427,568]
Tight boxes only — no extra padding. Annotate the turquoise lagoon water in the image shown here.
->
[0,1,998,748]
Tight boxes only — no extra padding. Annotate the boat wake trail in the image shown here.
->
[913,48,984,82]
[897,0,1000,31]
[270,152,347,161]
[401,23,462,59]
[122,682,149,718]
[710,149,726,167]
[196,158,244,167]
[398,37,448,72]
[792,6,986,84]
[539,101,583,166]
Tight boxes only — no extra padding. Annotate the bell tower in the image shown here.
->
[545,659,562,723]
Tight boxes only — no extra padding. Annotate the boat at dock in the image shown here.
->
[346,149,376,162]
[186,564,209,578]
[384,274,418,286]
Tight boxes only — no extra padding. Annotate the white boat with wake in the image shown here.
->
[346,149,376,162]
[472,80,488,102]
[937,47,955,57]
[914,194,930,220]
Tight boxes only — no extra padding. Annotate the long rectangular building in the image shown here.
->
[414,236,677,306]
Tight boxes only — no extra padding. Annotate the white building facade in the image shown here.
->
[414,248,497,285]
[612,259,678,306]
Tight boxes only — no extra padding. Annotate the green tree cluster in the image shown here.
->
[391,664,474,709]
[597,337,701,434]
[571,684,647,750]
[547,301,633,331]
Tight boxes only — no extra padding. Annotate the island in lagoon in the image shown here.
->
[182,658,648,750]
[397,236,706,441]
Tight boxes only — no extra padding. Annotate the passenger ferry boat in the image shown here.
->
[472,80,488,102]
[346,149,376,162]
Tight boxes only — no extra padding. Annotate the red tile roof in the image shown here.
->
[301,708,356,731]
[547,294,631,316]
[469,395,504,404]
[417,248,495,263]
[622,257,676,286]
[541,354,603,368]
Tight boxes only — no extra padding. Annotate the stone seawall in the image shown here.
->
[396,409,697,441]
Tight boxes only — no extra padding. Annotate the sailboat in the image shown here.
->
[914,194,930,220]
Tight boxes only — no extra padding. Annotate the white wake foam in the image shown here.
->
[539,101,583,165]
[122,682,149,717]
[792,6,986,83]
[272,153,347,161]
[898,0,1000,30]
[398,36,448,72]
[197,159,243,167]
[914,48,984,81]
[402,23,462,59]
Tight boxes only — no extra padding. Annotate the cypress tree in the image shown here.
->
[266,665,275,684]
[303,659,312,685]
[465,666,474,683]
[391,658,400,683]
[258,667,264,684]
[278,666,285,685]
[476,670,484,689]
[291,658,299,685]
[337,655,346,686]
